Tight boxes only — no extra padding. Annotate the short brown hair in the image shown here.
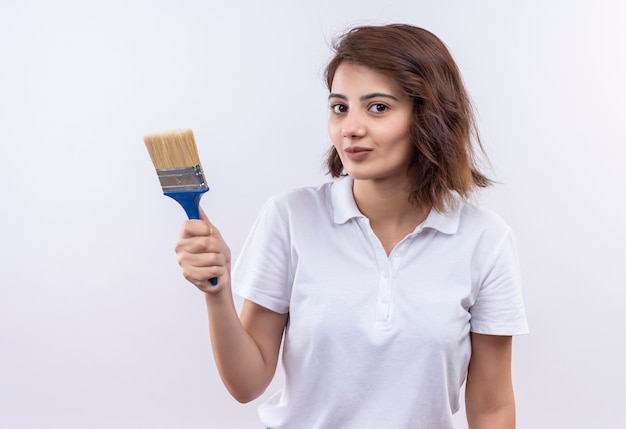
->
[325,24,492,212]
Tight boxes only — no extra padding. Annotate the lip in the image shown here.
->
[344,146,373,161]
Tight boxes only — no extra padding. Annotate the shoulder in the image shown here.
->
[447,203,517,259]
[457,202,512,235]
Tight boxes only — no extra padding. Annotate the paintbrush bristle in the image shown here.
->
[143,129,201,169]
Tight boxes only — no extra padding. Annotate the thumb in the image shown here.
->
[199,206,210,222]
[199,206,222,238]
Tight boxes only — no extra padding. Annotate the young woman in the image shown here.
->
[175,24,528,429]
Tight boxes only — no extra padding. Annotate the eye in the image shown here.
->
[369,103,389,113]
[330,103,347,114]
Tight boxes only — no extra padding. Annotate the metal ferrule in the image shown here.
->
[156,165,208,193]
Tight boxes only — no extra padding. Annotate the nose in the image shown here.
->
[341,110,366,138]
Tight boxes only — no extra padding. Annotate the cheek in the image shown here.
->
[327,120,341,145]
[380,122,410,146]
[391,119,413,149]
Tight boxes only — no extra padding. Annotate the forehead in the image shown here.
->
[330,63,405,96]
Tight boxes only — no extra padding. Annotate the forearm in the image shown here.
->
[204,289,272,403]
[465,333,516,429]
[174,216,275,401]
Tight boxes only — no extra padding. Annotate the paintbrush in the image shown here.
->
[143,129,217,285]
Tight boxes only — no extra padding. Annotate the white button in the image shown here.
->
[382,271,389,279]
[381,296,390,304]
[393,251,402,258]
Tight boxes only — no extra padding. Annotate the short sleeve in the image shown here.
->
[470,229,529,335]
[231,197,293,314]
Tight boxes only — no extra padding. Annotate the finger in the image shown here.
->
[178,251,226,268]
[176,236,219,256]
[181,265,226,287]
[180,219,211,238]
[198,207,223,239]
[199,206,209,222]
[200,207,220,236]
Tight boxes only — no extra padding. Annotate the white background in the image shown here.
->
[1,0,625,428]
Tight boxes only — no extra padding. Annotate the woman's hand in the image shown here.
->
[175,209,287,402]
[175,207,231,294]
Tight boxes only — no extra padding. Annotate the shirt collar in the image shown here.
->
[331,176,461,234]
[420,206,460,235]
[331,176,364,224]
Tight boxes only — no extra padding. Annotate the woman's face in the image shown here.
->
[328,62,414,185]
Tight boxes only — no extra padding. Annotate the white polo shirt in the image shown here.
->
[233,176,528,429]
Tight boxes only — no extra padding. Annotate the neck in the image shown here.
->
[352,178,430,255]
[352,178,429,227]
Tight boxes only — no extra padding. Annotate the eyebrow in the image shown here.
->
[328,92,400,102]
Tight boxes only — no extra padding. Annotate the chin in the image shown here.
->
[344,166,408,183]
[343,167,369,180]
[345,171,381,181]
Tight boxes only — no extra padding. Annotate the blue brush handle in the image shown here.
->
[165,190,218,286]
